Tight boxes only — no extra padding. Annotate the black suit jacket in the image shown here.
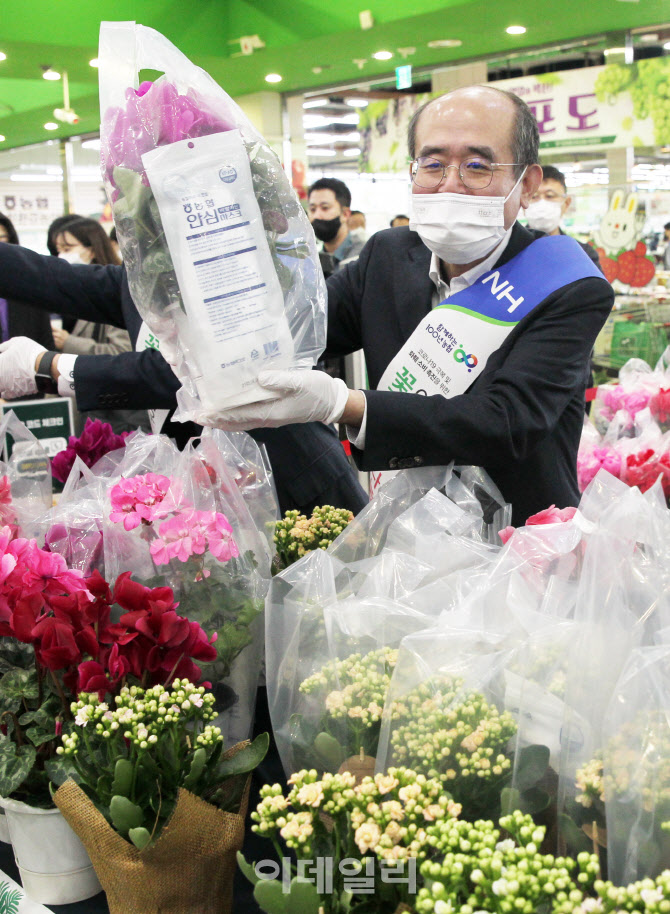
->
[326,223,614,525]
[6,298,54,351]
[0,243,367,516]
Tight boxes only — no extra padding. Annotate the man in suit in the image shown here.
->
[0,242,368,517]
[525,164,601,266]
[207,86,614,526]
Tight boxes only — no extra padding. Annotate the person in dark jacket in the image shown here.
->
[0,240,367,517]
[0,213,54,352]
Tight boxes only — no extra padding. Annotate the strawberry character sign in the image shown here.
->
[594,190,655,288]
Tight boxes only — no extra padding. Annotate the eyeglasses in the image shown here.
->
[410,154,522,190]
[531,191,566,202]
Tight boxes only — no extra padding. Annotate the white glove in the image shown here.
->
[0,337,47,399]
[198,369,350,431]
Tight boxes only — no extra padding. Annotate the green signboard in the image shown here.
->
[2,398,74,459]
[395,65,412,90]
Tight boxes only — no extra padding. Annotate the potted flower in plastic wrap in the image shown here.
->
[55,678,267,914]
[0,520,252,906]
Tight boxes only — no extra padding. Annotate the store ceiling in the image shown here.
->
[0,0,668,150]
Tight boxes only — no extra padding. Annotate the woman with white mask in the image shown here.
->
[53,217,150,434]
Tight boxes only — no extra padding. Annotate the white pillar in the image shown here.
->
[431,61,488,95]
[234,91,284,161]
[607,147,633,188]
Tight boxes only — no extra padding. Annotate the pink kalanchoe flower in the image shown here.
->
[203,511,240,563]
[109,473,172,530]
[150,513,208,565]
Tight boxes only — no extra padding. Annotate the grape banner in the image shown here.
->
[358,61,667,172]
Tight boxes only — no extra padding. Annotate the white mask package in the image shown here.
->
[143,130,294,411]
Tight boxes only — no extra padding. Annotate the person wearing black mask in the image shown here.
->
[308,177,365,270]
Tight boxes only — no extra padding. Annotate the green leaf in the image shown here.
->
[254,877,321,914]
[514,744,550,791]
[237,851,261,886]
[25,726,57,748]
[254,879,288,914]
[111,758,134,798]
[0,669,38,711]
[313,731,345,770]
[110,795,145,837]
[500,786,520,816]
[45,755,77,788]
[558,813,592,853]
[215,733,269,780]
[0,738,36,797]
[128,826,152,850]
[283,878,321,913]
[518,787,551,816]
[183,747,207,790]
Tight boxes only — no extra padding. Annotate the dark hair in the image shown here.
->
[665,222,670,232]
[47,214,82,256]
[307,177,352,209]
[390,215,410,226]
[349,210,364,218]
[0,213,19,245]
[54,217,121,266]
[407,86,539,178]
[540,164,567,192]
[109,225,118,243]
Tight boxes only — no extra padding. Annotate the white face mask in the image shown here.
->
[525,199,563,234]
[58,250,88,266]
[409,167,527,265]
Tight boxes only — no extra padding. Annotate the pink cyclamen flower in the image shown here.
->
[499,504,577,545]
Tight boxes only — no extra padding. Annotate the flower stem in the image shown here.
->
[49,670,72,720]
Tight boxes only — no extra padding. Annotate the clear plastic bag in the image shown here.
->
[265,542,444,776]
[376,624,519,819]
[98,21,326,421]
[601,645,670,884]
[0,410,52,538]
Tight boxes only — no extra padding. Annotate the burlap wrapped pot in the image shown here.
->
[54,771,250,914]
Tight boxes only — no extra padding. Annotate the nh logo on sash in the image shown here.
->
[481,271,524,313]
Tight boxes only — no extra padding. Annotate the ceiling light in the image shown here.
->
[89,58,99,68]
[427,39,462,49]
[345,98,369,108]
[44,122,59,131]
[639,33,659,42]
[664,41,670,50]
[81,138,101,150]
[307,148,336,157]
[0,53,6,62]
[265,73,282,83]
[506,26,526,35]
[42,67,61,81]
[373,51,393,61]
[0,135,5,142]
[304,133,340,144]
[303,98,327,108]
[340,132,361,142]
[343,147,361,156]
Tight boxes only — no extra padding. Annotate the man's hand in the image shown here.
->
[198,369,355,431]
[0,337,48,399]
[52,328,70,351]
